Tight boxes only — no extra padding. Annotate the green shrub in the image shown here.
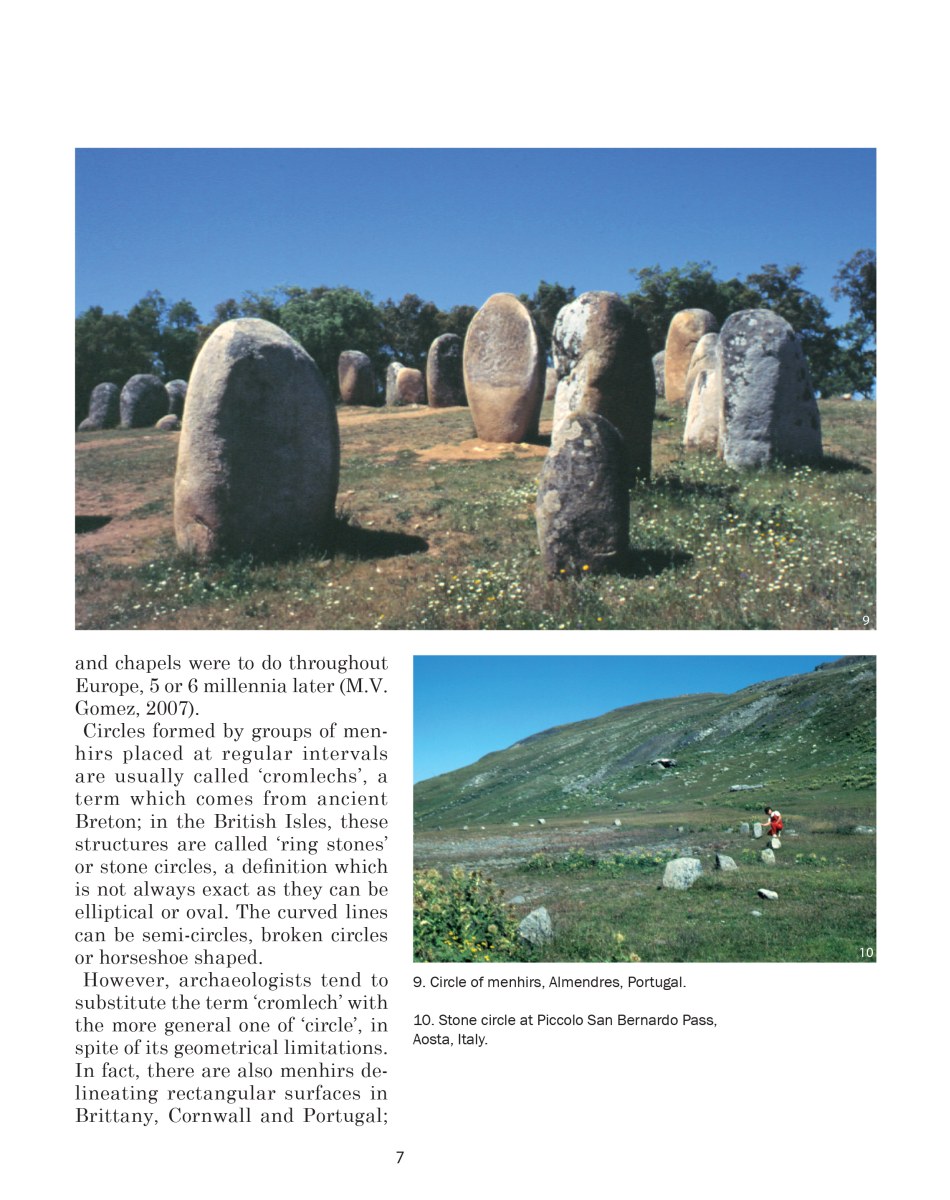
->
[413,868,521,962]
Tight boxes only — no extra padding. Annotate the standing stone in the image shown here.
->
[551,291,655,481]
[120,374,168,428]
[683,333,724,452]
[769,836,781,849]
[338,351,375,406]
[155,414,181,431]
[518,907,553,946]
[715,853,738,871]
[78,382,120,430]
[384,362,406,407]
[760,848,776,865]
[426,333,465,407]
[165,379,188,418]
[662,858,703,890]
[463,293,545,442]
[394,366,426,406]
[720,309,823,468]
[752,823,763,839]
[536,412,629,577]
[739,822,750,835]
[173,318,339,561]
[653,350,666,399]
[543,365,558,408]
[664,309,718,406]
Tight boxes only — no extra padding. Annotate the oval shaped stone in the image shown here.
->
[426,333,465,407]
[664,309,718,406]
[120,374,168,428]
[338,350,375,405]
[683,332,724,452]
[536,411,629,576]
[719,309,822,468]
[394,366,426,406]
[551,291,655,481]
[165,379,188,418]
[79,382,120,430]
[173,318,339,561]
[463,293,545,442]
[384,361,406,407]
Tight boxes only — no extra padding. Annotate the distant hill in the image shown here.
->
[414,657,875,829]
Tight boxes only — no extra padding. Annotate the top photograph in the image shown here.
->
[75,148,875,631]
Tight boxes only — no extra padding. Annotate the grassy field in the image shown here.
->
[76,397,875,630]
[413,795,877,963]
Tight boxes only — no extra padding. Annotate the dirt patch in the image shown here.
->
[417,438,548,462]
[337,406,434,426]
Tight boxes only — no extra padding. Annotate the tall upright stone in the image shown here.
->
[719,310,823,468]
[78,382,120,430]
[394,366,426,406]
[426,333,465,407]
[166,379,188,418]
[120,374,168,428]
[551,291,655,481]
[463,293,545,442]
[536,412,629,576]
[664,309,718,406]
[338,351,375,405]
[543,366,558,407]
[683,333,724,452]
[385,361,406,407]
[652,350,666,399]
[173,318,339,561]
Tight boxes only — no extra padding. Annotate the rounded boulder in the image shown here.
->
[338,351,375,405]
[79,382,120,430]
[173,318,339,561]
[120,374,168,428]
[463,293,545,442]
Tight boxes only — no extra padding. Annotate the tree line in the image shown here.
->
[75,251,875,423]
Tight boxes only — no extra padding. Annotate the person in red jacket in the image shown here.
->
[764,807,783,837]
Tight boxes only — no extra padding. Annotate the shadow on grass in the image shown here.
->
[331,517,428,561]
[76,515,112,534]
[817,454,872,475]
[620,547,693,579]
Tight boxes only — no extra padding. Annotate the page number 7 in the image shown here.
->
[396,1151,405,1164]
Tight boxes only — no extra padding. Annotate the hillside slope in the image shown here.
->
[414,657,875,829]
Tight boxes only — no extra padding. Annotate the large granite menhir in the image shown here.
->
[79,382,120,430]
[174,319,339,561]
[463,293,545,442]
[426,333,466,407]
[551,291,655,481]
[664,309,718,407]
[683,332,724,452]
[120,374,168,428]
[338,351,375,405]
[719,309,822,468]
[536,411,629,577]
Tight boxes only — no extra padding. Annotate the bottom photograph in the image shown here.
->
[413,654,876,964]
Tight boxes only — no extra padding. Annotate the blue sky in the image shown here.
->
[413,655,845,781]
[75,149,874,326]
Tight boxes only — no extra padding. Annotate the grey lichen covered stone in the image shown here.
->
[760,848,776,865]
[384,361,406,407]
[463,293,545,442]
[551,291,655,481]
[518,907,553,946]
[120,374,168,428]
[653,350,665,399]
[662,857,703,890]
[715,853,738,871]
[338,351,375,405]
[683,333,724,452]
[426,333,465,407]
[720,309,823,468]
[664,309,718,406]
[536,412,630,577]
[165,379,188,418]
[79,382,120,430]
[752,823,763,839]
[394,366,426,406]
[173,318,339,562]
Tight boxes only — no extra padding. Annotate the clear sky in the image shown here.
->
[75,148,874,326]
[413,655,845,781]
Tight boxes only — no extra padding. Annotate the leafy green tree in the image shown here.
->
[518,280,576,359]
[379,293,443,369]
[832,249,876,396]
[742,263,841,396]
[624,261,747,351]
[437,304,477,343]
[160,299,201,381]
[74,307,152,424]
[278,286,384,396]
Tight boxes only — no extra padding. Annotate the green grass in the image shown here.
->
[76,398,875,629]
